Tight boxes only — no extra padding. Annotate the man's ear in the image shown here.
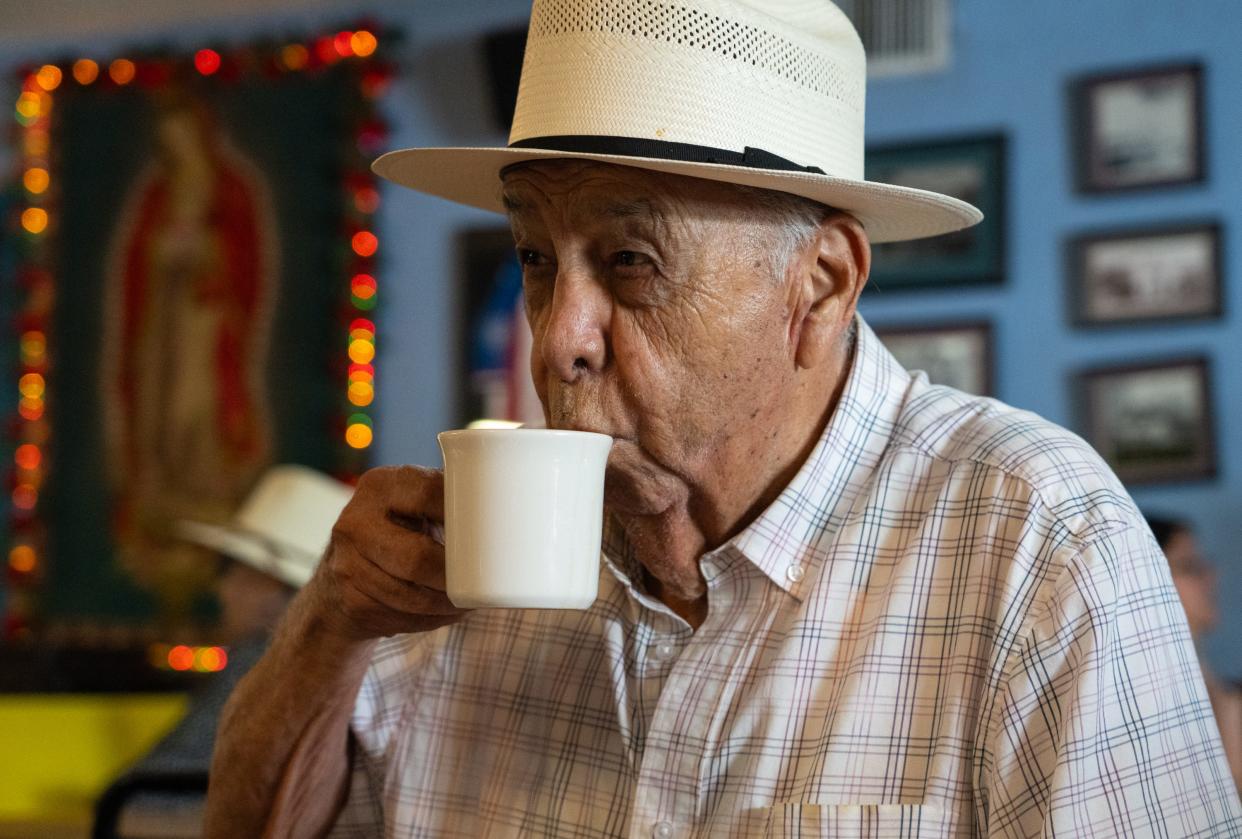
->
[788,213,870,370]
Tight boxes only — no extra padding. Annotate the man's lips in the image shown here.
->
[553,421,617,438]
[543,421,684,514]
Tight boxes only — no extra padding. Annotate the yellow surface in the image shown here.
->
[0,694,187,822]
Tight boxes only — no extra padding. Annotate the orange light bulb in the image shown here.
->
[72,59,99,85]
[35,65,62,91]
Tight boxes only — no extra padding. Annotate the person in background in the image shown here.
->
[1146,513,1242,794]
[93,465,352,838]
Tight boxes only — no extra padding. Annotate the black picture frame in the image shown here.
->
[1071,62,1205,193]
[874,320,994,397]
[864,133,1006,291]
[1068,220,1223,327]
[1076,356,1215,485]
[453,226,544,429]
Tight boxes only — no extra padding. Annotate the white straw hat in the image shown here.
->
[175,465,354,589]
[373,0,982,243]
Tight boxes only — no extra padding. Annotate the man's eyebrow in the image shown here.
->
[501,192,525,214]
[601,198,662,221]
[499,193,664,222]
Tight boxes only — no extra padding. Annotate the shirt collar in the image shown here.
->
[728,316,912,600]
[602,316,913,603]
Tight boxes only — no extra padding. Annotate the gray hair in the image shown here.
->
[727,184,836,283]
[729,184,860,348]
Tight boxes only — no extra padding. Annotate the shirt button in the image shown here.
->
[785,563,805,583]
[651,821,674,839]
[652,640,677,662]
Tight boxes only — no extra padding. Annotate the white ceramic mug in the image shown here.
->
[437,428,613,609]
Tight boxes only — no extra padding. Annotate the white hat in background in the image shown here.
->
[176,465,354,589]
[372,0,983,244]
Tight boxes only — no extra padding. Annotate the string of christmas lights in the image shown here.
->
[5,60,55,641]
[3,24,393,644]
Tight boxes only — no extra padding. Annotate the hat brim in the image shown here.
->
[175,520,315,589]
[372,146,983,245]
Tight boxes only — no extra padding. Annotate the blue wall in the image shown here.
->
[4,0,1239,673]
[860,0,1242,674]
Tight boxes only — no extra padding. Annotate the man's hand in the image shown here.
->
[206,465,466,837]
[305,464,467,641]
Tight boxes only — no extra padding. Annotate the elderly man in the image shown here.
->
[206,1,1242,836]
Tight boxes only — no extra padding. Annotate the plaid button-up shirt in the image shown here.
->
[330,319,1242,837]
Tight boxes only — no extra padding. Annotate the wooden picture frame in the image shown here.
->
[1068,220,1223,327]
[1076,356,1215,484]
[874,320,994,397]
[1071,62,1205,193]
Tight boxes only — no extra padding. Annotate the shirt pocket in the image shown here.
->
[758,803,943,838]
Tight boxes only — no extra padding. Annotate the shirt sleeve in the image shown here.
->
[979,521,1242,837]
[322,732,385,838]
[323,635,418,837]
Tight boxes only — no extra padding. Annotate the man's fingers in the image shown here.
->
[342,583,464,639]
[386,509,444,544]
[318,464,461,640]
[344,526,448,591]
[355,465,445,521]
[338,547,461,617]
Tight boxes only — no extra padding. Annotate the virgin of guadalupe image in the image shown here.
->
[101,92,278,623]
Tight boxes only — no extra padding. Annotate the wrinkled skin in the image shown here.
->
[310,465,465,641]
[504,160,869,623]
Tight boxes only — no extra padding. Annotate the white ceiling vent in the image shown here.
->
[836,0,951,77]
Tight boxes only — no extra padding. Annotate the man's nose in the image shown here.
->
[539,270,609,383]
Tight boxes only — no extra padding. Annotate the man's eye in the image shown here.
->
[517,248,546,266]
[612,251,648,268]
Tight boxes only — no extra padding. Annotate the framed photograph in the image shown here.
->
[874,321,993,397]
[1072,62,1204,193]
[455,227,543,428]
[864,133,1005,291]
[1077,357,1215,484]
[1069,221,1223,326]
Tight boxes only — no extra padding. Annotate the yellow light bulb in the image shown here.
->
[19,374,45,399]
[15,92,41,120]
[348,339,376,364]
[348,381,375,406]
[345,423,373,449]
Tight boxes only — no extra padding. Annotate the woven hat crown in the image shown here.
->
[511,0,867,179]
[370,0,982,243]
